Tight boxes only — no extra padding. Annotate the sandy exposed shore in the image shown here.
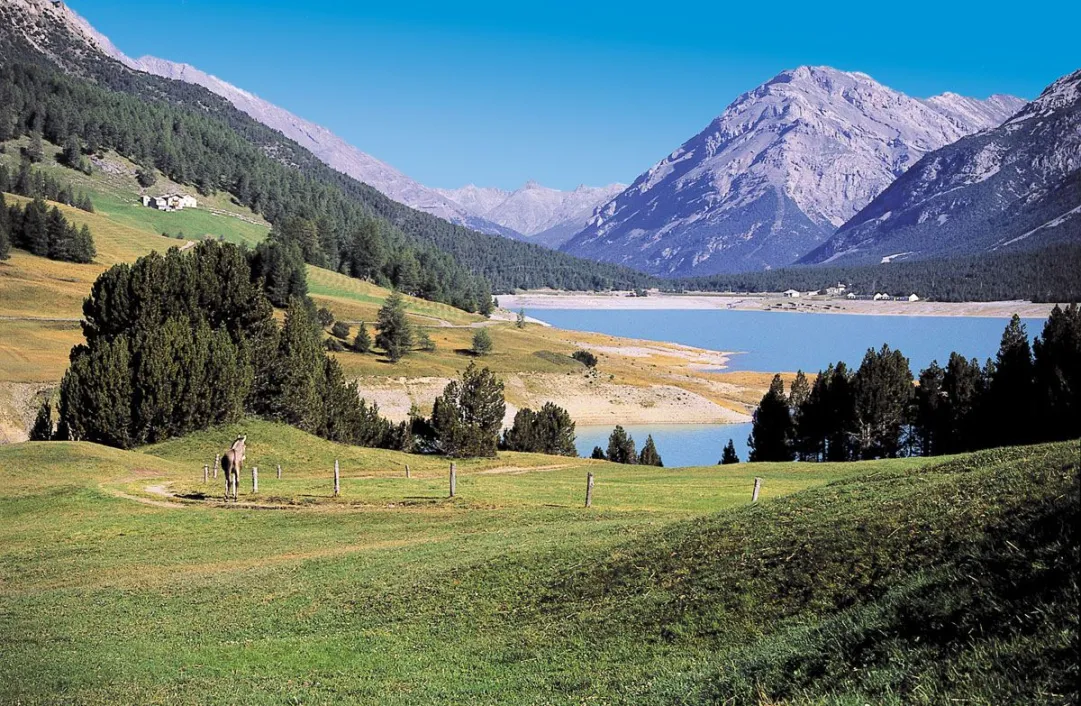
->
[499,292,1062,319]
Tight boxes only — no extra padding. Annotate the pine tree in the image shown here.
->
[851,345,913,459]
[516,309,526,329]
[748,374,794,462]
[1033,304,1081,440]
[637,434,663,466]
[20,197,49,256]
[0,193,10,261]
[375,291,413,362]
[472,328,493,356]
[275,297,325,431]
[29,401,54,441]
[46,206,72,261]
[590,446,607,460]
[430,362,505,457]
[606,425,637,464]
[913,361,947,456]
[788,370,812,459]
[352,322,372,353]
[331,321,351,340]
[417,329,436,352]
[720,439,739,464]
[72,224,95,263]
[987,315,1036,446]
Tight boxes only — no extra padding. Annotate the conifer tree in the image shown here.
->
[606,425,637,464]
[748,374,794,462]
[987,315,1036,446]
[72,224,95,263]
[430,362,505,457]
[375,291,413,362]
[275,297,325,431]
[851,345,913,459]
[1033,304,1081,440]
[638,434,663,466]
[590,446,607,460]
[472,328,493,356]
[352,322,372,353]
[20,197,49,256]
[720,439,739,464]
[29,401,53,441]
[0,193,10,260]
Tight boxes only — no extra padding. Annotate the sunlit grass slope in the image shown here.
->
[0,431,1074,704]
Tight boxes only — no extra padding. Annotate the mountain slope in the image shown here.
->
[804,69,1081,265]
[0,0,659,296]
[436,181,626,247]
[562,66,1024,276]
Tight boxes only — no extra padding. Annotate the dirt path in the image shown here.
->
[477,463,580,475]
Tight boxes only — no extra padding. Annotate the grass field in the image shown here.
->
[0,424,1075,704]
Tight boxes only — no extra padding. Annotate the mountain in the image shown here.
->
[803,70,1081,266]
[561,66,1025,276]
[0,0,660,297]
[435,181,626,248]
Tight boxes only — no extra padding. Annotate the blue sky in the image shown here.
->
[72,0,1078,191]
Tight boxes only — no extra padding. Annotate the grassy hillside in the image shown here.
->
[0,427,1075,704]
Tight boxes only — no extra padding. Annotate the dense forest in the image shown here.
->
[747,306,1081,462]
[677,242,1081,302]
[40,242,409,450]
[0,13,657,303]
[0,160,95,212]
[0,191,94,263]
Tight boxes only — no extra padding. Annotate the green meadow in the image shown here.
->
[1,422,1075,704]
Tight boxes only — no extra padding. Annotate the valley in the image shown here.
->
[0,1,1077,703]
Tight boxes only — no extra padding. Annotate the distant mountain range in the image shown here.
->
[435,181,626,248]
[804,70,1081,266]
[561,67,1025,275]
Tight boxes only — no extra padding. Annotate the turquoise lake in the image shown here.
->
[527,308,1044,467]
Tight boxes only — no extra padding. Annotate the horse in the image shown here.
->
[220,435,246,501]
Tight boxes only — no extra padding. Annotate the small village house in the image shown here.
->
[908,293,920,302]
[141,193,197,212]
[782,289,801,298]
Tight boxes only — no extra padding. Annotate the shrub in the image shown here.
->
[572,350,598,368]
[331,321,351,340]
[472,328,493,356]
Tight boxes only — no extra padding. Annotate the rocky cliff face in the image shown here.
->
[562,66,1024,275]
[805,70,1080,266]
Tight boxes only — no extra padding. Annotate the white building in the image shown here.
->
[873,292,892,301]
[141,193,198,212]
[908,293,920,302]
[782,289,801,298]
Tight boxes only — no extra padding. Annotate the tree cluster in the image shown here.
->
[1,193,94,262]
[593,425,664,466]
[424,363,506,457]
[678,242,1081,304]
[51,242,407,450]
[501,402,577,456]
[0,161,94,212]
[747,308,1081,462]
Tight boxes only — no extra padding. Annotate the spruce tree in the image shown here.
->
[851,345,913,459]
[275,297,325,431]
[430,362,505,457]
[720,439,739,464]
[987,315,1036,446]
[606,425,637,464]
[20,197,49,256]
[375,291,413,362]
[29,401,53,441]
[638,434,663,466]
[0,193,10,260]
[913,361,947,456]
[72,224,95,263]
[748,374,794,462]
[590,446,607,460]
[352,322,372,353]
[472,328,493,356]
[1033,304,1081,440]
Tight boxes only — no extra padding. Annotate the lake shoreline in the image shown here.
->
[498,292,1062,319]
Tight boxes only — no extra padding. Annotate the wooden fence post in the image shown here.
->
[203,464,209,484]
[252,466,258,494]
[449,462,456,498]
[752,477,762,503]
[585,472,594,508]
[277,464,282,480]
[334,459,340,497]
[405,464,411,479]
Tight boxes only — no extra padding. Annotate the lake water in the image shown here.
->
[528,308,1044,467]
[575,422,753,468]
[525,308,1042,374]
